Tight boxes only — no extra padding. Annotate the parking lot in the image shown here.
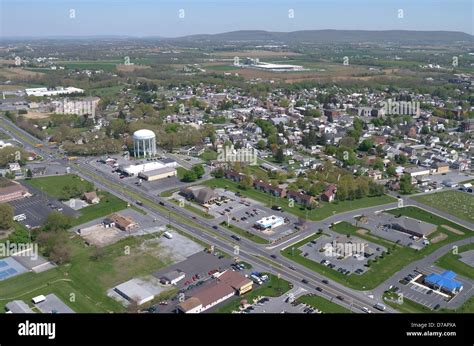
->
[9,185,78,228]
[147,251,239,313]
[392,266,474,310]
[298,234,386,276]
[208,189,298,241]
[35,294,75,313]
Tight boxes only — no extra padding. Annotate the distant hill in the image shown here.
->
[169,30,473,45]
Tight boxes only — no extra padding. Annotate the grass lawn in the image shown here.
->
[413,190,474,223]
[219,222,269,244]
[203,178,396,221]
[436,243,474,280]
[26,174,92,199]
[282,207,473,290]
[216,273,292,313]
[0,233,174,313]
[297,294,352,313]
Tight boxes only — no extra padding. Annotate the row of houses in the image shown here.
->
[224,170,337,207]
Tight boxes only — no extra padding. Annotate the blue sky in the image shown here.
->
[1,0,473,37]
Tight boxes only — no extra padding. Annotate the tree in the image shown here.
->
[0,203,13,230]
[191,164,205,179]
[26,169,33,179]
[386,165,397,177]
[358,139,374,152]
[239,175,253,190]
[399,173,414,194]
[182,170,197,182]
[211,167,224,178]
[43,211,73,232]
[274,147,285,163]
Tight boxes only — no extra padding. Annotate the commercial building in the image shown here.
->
[120,160,177,177]
[180,186,220,205]
[133,129,157,158]
[113,280,155,305]
[138,167,177,181]
[384,216,437,239]
[0,178,29,203]
[160,270,185,285]
[25,87,84,97]
[177,270,252,314]
[103,213,137,232]
[424,270,463,294]
[5,300,34,314]
[254,215,285,230]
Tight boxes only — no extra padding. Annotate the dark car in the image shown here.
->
[315,287,323,292]
[433,304,440,310]
[270,254,277,259]
[322,279,329,285]
[336,296,344,301]
[212,225,218,229]
[301,279,309,284]
[231,235,241,241]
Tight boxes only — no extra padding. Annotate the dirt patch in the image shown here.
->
[23,110,51,119]
[356,229,369,235]
[79,224,124,247]
[441,225,465,236]
[431,233,448,244]
[116,64,151,72]
[0,67,44,80]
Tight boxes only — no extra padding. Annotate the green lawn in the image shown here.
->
[413,190,474,223]
[219,222,269,244]
[216,273,292,313]
[199,149,218,162]
[203,178,396,221]
[436,243,474,280]
[26,174,92,199]
[0,234,175,313]
[282,207,473,290]
[297,294,352,313]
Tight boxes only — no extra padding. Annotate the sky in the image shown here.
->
[1,0,473,38]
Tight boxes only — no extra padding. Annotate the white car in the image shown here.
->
[362,307,372,313]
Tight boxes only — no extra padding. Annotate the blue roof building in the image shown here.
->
[424,270,463,293]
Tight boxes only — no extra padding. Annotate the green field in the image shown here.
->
[0,234,173,313]
[26,174,91,198]
[436,243,474,280]
[282,207,472,290]
[413,190,474,223]
[297,294,352,313]
[202,178,396,221]
[216,273,292,313]
[219,222,269,244]
[59,60,121,72]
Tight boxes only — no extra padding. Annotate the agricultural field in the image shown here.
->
[413,190,474,223]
